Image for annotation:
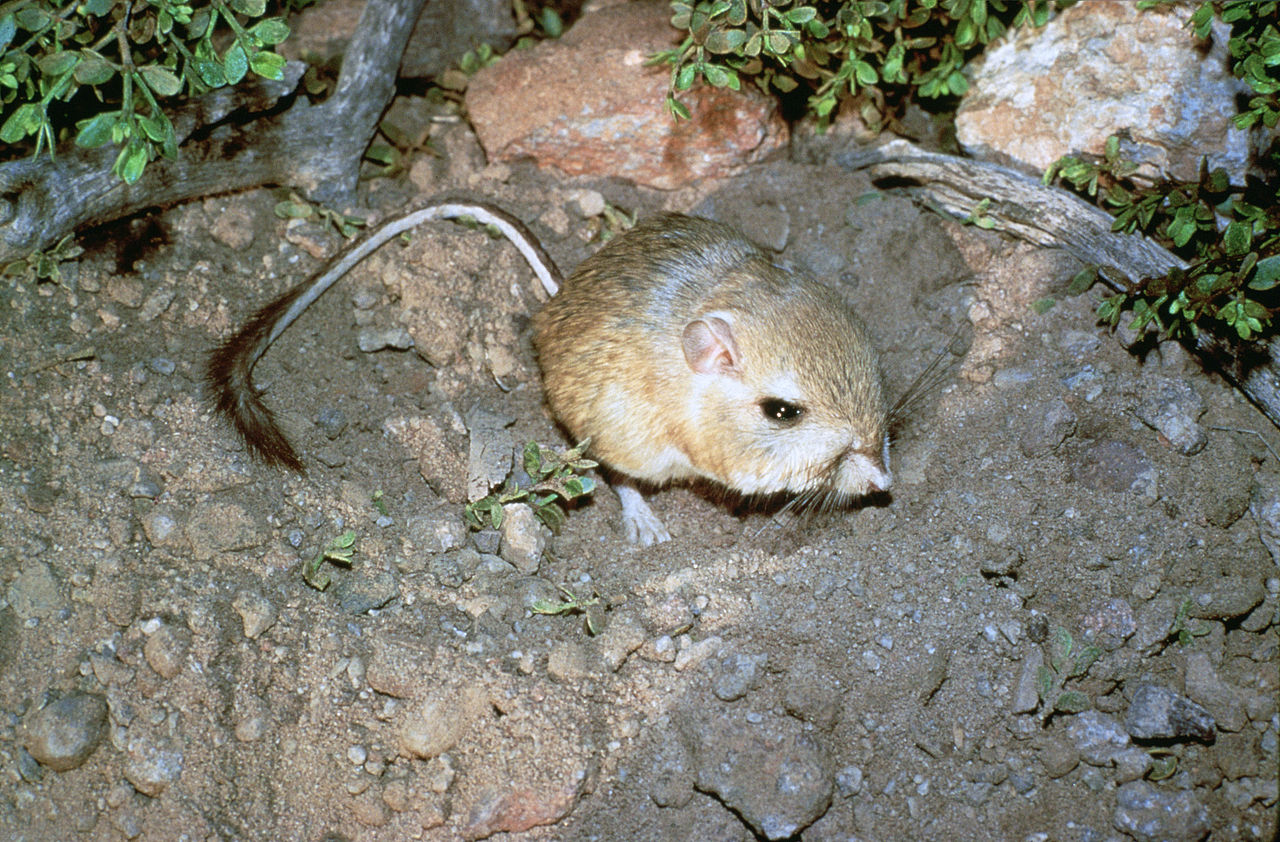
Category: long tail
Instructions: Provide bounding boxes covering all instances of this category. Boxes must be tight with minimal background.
[204,198,564,471]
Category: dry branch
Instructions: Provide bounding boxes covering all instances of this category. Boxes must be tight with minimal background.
[841,138,1280,430]
[0,0,428,265]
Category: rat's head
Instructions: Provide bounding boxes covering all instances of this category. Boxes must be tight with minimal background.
[677,273,891,506]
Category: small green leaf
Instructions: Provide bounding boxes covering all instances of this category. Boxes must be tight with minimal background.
[250,18,291,45]
[0,15,15,53]
[1053,690,1091,713]
[139,112,169,142]
[139,65,182,97]
[1031,297,1056,315]
[1066,266,1099,296]
[114,139,149,184]
[37,50,78,77]
[249,50,286,80]
[223,44,248,85]
[703,64,731,87]
[229,0,267,16]
[786,6,817,24]
[74,52,115,85]
[705,29,747,54]
[0,102,40,143]
[74,111,118,148]
[1048,626,1073,674]
[1248,255,1280,291]
[1223,220,1252,256]
[538,7,563,36]
[1036,665,1055,701]
[193,56,226,87]
[1149,754,1178,781]
[675,63,697,90]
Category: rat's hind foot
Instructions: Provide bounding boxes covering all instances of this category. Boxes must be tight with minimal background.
[616,485,671,546]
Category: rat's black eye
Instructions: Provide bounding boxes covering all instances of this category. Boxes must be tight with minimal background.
[760,398,804,424]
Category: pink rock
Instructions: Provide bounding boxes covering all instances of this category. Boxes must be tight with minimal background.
[462,783,582,839]
[465,1,787,189]
[956,3,1252,182]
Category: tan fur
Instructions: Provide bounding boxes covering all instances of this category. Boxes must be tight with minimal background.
[533,214,889,500]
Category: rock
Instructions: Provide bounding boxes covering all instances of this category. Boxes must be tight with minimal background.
[1250,477,1280,562]
[498,504,545,575]
[1184,651,1248,732]
[1185,576,1265,621]
[185,502,267,561]
[7,561,60,620]
[1113,746,1153,783]
[594,612,645,673]
[783,660,843,729]
[461,782,583,840]
[712,652,768,702]
[1130,595,1180,654]
[205,197,256,250]
[1134,378,1207,456]
[673,636,722,672]
[366,637,435,699]
[0,606,16,678]
[1078,597,1137,651]
[399,687,485,760]
[231,590,278,640]
[1019,397,1077,457]
[682,713,833,840]
[21,693,109,771]
[383,415,468,502]
[123,733,184,796]
[315,407,347,439]
[335,568,399,615]
[143,623,190,679]
[465,2,786,190]
[1011,648,1044,715]
[1069,439,1157,498]
[1064,710,1131,766]
[1124,684,1215,741]
[1113,780,1211,842]
[648,735,695,808]
[465,407,516,503]
[835,765,863,798]
[957,2,1251,184]
[1037,736,1079,778]
[141,507,180,546]
[356,325,414,352]
[404,511,469,556]
[546,642,591,682]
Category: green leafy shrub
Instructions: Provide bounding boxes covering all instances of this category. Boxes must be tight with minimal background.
[1047,2,1280,343]
[0,0,302,183]
[653,0,1075,125]
[1048,136,1280,343]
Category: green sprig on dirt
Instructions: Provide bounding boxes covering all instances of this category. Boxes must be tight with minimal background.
[1035,625,1101,720]
[2,233,83,282]
[465,440,597,535]
[302,528,356,591]
[653,0,1075,127]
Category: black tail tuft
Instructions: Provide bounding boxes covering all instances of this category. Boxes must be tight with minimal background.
[204,286,308,473]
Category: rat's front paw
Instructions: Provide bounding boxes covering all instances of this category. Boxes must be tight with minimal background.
[616,485,671,546]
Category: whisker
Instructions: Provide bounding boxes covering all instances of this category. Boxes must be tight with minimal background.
[889,325,970,436]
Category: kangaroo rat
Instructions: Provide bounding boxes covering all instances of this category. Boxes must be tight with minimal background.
[207,199,890,545]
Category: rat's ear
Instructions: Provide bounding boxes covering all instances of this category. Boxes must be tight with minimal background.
[682,316,741,375]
